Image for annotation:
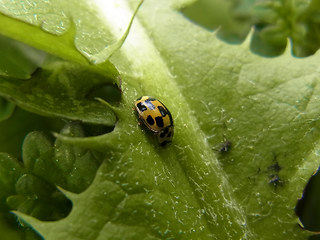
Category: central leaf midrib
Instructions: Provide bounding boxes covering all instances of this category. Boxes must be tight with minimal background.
[116,1,253,238]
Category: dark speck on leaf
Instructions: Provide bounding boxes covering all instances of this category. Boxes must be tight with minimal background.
[219,140,231,153]
[268,162,281,172]
[269,174,283,187]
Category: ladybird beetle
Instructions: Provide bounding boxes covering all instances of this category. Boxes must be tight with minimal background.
[135,96,174,145]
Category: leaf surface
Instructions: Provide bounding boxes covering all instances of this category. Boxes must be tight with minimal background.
[0,0,318,239]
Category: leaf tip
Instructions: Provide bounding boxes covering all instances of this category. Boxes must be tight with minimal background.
[212,25,221,37]
[241,27,254,48]
[95,97,121,116]
[57,186,78,201]
[12,210,45,231]
[283,38,292,56]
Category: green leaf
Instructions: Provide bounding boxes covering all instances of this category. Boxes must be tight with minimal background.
[0,107,65,157]
[181,0,251,43]
[0,0,124,74]
[0,153,24,199]
[0,57,117,125]
[182,0,320,57]
[0,212,41,240]
[0,97,15,122]
[0,123,104,234]
[0,150,72,222]
[1,0,320,239]
[23,123,104,193]
[0,34,45,79]
[7,174,71,221]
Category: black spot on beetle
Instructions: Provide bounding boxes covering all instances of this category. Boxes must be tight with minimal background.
[137,102,147,112]
[158,106,168,117]
[146,115,154,125]
[162,127,169,134]
[144,100,155,110]
[159,127,169,138]
[147,97,156,101]
[160,140,170,146]
[155,116,164,128]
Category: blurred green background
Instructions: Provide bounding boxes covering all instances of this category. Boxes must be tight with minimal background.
[182,0,320,57]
